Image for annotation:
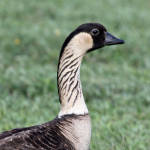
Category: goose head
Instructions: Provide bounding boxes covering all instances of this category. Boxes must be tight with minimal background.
[60,23,124,57]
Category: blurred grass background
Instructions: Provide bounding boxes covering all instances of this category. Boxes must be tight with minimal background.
[0,0,150,149]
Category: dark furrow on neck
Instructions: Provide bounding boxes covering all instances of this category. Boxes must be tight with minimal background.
[57,48,86,115]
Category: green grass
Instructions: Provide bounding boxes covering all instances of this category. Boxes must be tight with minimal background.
[0,0,150,149]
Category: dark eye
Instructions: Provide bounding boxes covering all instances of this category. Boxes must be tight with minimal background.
[91,28,100,36]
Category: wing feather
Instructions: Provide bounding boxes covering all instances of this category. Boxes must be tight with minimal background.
[0,116,75,150]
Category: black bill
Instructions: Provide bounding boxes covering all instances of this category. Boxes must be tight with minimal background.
[105,32,124,46]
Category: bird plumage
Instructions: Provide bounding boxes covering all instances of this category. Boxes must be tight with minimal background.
[0,23,124,150]
[0,114,90,150]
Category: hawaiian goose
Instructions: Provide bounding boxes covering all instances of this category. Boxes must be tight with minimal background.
[0,23,124,150]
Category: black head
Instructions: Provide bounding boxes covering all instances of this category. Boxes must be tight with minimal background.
[75,23,107,51]
[77,23,124,51]
[60,23,124,58]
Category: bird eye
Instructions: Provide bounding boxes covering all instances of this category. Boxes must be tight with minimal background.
[91,28,100,36]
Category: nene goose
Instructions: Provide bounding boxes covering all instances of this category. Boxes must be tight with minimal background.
[0,23,124,150]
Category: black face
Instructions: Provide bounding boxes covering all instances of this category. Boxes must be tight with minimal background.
[74,23,106,51]
[60,23,124,58]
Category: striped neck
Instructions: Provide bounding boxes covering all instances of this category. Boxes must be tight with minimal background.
[57,33,93,116]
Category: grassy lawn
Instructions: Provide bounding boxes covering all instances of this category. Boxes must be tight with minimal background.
[0,0,150,149]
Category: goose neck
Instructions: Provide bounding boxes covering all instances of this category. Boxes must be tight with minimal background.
[57,50,88,117]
